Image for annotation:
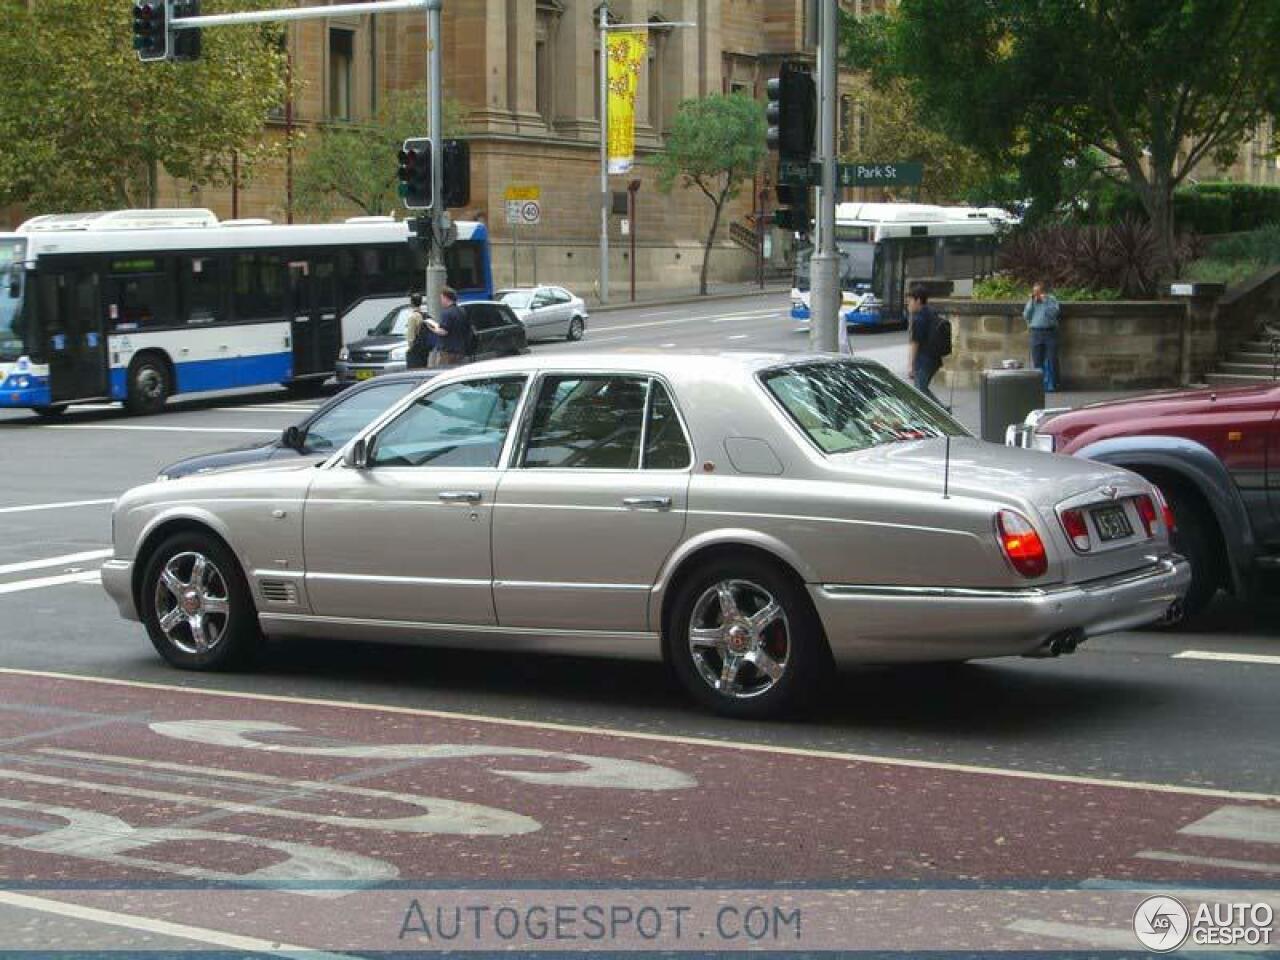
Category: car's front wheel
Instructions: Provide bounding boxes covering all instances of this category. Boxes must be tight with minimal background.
[141,532,260,670]
[665,555,830,719]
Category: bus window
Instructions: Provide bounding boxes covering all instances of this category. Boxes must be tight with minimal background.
[446,240,484,293]
[183,255,224,325]
[361,246,416,297]
[231,253,286,322]
[941,237,976,280]
[109,256,174,329]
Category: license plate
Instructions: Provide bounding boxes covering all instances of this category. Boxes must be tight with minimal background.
[354,369,375,381]
[1092,504,1133,542]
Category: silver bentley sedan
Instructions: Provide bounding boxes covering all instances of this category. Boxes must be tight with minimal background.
[103,352,1190,718]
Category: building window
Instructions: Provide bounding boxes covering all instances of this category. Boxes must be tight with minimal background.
[647,19,670,133]
[328,28,354,121]
[535,0,563,125]
[839,95,853,154]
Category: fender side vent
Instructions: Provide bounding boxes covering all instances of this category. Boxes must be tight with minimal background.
[258,579,298,604]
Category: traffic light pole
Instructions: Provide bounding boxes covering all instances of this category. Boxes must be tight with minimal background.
[809,0,840,354]
[424,0,447,323]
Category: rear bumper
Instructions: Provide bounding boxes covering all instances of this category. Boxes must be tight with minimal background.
[811,554,1190,663]
[101,559,139,622]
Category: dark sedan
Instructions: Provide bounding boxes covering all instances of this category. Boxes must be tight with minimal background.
[156,371,439,480]
[335,300,528,385]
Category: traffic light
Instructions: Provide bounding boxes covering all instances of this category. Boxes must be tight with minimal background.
[132,0,169,62]
[442,139,471,209]
[766,61,816,164]
[397,138,432,210]
[772,181,811,234]
[172,0,201,62]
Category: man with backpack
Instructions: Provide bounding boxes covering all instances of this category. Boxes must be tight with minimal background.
[906,284,950,404]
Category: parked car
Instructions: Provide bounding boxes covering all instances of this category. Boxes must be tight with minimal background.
[1008,382,1279,621]
[104,353,1188,719]
[335,300,527,384]
[157,371,440,480]
[495,286,588,341]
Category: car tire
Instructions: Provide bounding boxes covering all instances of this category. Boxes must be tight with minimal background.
[124,354,170,416]
[141,531,260,671]
[664,555,831,719]
[31,404,68,418]
[567,316,585,341]
[1159,484,1221,625]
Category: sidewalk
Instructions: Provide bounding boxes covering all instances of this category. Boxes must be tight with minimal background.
[588,281,789,313]
[942,386,1147,437]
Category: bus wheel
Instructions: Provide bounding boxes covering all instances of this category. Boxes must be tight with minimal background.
[31,404,67,418]
[125,355,170,416]
[284,378,328,398]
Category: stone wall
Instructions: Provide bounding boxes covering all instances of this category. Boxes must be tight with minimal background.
[935,299,1190,390]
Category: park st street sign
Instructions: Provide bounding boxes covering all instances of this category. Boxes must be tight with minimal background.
[779,160,924,187]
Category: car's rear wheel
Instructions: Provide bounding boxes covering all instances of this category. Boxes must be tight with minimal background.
[284,378,328,398]
[141,532,260,670]
[31,404,67,418]
[665,555,829,719]
[1159,484,1221,625]
[567,316,585,341]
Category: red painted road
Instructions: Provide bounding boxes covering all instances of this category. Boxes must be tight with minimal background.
[0,671,1276,952]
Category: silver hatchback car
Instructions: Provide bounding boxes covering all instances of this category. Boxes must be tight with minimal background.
[103,352,1188,718]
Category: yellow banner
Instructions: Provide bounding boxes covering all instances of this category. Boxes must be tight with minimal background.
[606,30,646,175]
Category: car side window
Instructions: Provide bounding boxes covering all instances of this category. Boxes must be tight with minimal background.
[553,288,572,304]
[370,376,526,469]
[644,381,692,470]
[522,375,648,470]
[466,305,499,332]
[304,381,418,452]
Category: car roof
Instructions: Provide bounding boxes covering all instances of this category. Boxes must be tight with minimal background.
[428,350,863,380]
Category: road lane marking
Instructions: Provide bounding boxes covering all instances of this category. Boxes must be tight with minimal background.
[1174,650,1280,666]
[45,424,280,435]
[215,405,318,414]
[0,890,352,959]
[0,549,111,576]
[1135,850,1280,874]
[593,308,780,334]
[3,668,1277,804]
[1003,919,1135,950]
[728,334,750,340]
[1180,805,1280,844]
[0,571,101,595]
[0,498,114,515]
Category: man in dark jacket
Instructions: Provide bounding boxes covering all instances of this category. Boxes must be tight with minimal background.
[427,286,472,367]
[906,284,943,402]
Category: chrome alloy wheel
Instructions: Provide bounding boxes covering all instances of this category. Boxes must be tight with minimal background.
[153,551,231,655]
[688,579,790,699]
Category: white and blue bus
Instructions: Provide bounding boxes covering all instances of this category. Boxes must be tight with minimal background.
[0,209,492,415]
[791,203,1008,330]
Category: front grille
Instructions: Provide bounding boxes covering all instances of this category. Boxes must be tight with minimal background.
[258,579,298,604]
[350,350,388,363]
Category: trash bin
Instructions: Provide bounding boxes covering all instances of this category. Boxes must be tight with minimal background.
[979,367,1045,443]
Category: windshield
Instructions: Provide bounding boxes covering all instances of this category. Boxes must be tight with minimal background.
[371,306,414,337]
[838,241,875,292]
[496,289,533,309]
[791,246,812,292]
[0,239,27,360]
[762,360,968,455]
[303,379,420,452]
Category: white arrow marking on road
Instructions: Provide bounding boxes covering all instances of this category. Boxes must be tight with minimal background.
[0,549,111,576]
[0,498,114,515]
[1173,650,1280,666]
[1135,850,1280,874]
[0,570,101,595]
[1180,805,1280,845]
[44,424,280,434]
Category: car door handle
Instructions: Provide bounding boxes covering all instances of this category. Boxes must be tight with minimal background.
[438,490,482,504]
[623,496,672,510]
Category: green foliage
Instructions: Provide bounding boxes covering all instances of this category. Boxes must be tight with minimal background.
[0,0,289,213]
[294,93,466,220]
[653,94,766,295]
[1086,182,1280,235]
[855,0,1280,283]
[1186,223,1280,285]
[973,275,1121,301]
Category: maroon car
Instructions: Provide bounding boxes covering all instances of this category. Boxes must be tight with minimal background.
[1009,383,1279,621]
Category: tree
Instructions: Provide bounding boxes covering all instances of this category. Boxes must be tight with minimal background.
[294,93,467,220]
[0,0,289,213]
[653,94,766,296]
[846,0,1280,284]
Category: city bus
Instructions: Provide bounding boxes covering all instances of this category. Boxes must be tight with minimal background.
[0,209,492,416]
[790,203,1008,330]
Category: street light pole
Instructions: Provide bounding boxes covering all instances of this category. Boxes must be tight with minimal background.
[808,0,840,353]
[424,0,446,320]
[598,3,610,305]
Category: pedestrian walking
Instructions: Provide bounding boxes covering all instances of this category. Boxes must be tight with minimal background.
[906,284,947,404]
[428,286,472,368]
[404,293,433,369]
[1024,280,1061,392]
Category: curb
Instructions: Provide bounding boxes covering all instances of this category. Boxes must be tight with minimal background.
[588,286,790,314]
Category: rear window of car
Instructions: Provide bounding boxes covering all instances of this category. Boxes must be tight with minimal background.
[761,361,967,455]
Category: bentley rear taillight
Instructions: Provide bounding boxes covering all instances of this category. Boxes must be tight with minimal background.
[1060,508,1091,552]
[996,510,1048,578]
[1135,494,1159,538]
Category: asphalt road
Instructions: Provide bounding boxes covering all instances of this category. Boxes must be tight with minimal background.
[0,292,1276,953]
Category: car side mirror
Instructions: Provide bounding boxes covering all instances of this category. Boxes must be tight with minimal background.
[367,327,375,335]
[282,425,306,451]
[343,436,370,469]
